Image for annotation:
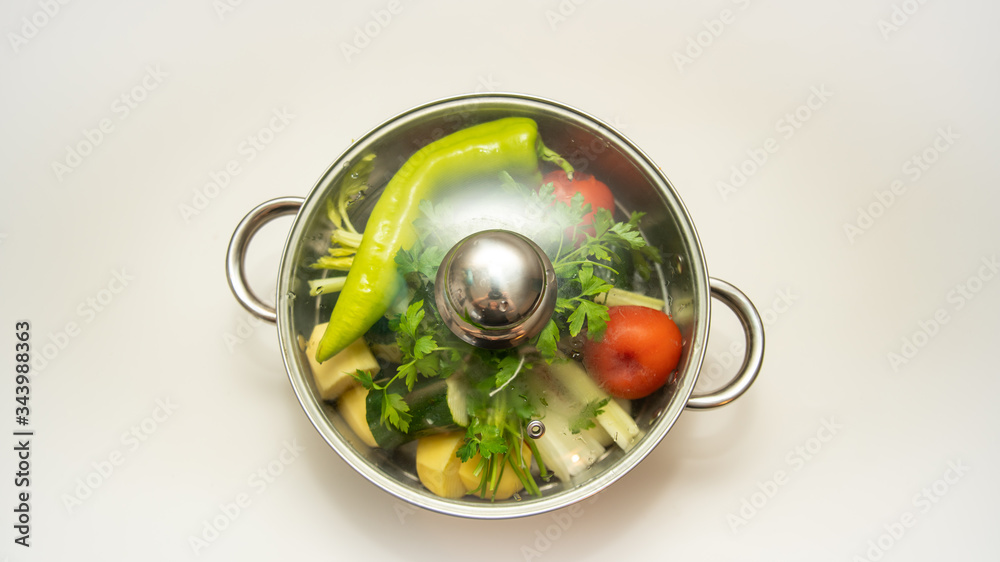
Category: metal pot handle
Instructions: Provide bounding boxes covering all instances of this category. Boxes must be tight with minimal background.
[686,278,765,409]
[225,197,304,323]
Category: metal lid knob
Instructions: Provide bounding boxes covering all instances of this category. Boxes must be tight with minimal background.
[435,230,557,349]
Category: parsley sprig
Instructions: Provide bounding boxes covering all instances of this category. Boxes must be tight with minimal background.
[525,183,659,362]
[352,299,460,434]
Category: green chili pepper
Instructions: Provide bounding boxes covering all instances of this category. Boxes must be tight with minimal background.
[315,117,573,363]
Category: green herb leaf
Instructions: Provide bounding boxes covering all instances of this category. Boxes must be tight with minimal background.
[394,247,420,276]
[477,425,508,458]
[456,432,479,462]
[589,245,612,262]
[610,221,647,250]
[397,362,418,391]
[534,319,560,361]
[396,241,447,280]
[554,297,574,313]
[567,305,587,337]
[415,354,442,379]
[382,392,411,433]
[498,171,527,194]
[351,369,375,391]
[569,398,610,434]
[412,335,436,359]
[591,207,613,239]
[414,199,446,232]
[400,300,425,338]
[584,300,611,337]
[494,355,523,389]
[578,264,613,297]
[567,299,609,338]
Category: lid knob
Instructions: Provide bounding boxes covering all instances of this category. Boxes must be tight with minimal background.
[435,230,557,349]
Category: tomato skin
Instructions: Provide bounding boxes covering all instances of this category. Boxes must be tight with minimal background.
[583,306,682,400]
[543,170,615,234]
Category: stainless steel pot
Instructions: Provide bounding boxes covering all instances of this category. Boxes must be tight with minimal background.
[225,93,764,519]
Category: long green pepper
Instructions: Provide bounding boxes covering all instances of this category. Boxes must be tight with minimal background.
[315,117,573,362]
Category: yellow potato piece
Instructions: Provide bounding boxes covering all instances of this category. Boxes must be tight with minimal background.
[305,323,379,401]
[337,384,377,448]
[416,432,468,499]
[459,442,532,500]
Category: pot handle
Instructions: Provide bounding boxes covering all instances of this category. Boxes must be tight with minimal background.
[225,197,304,323]
[685,278,765,409]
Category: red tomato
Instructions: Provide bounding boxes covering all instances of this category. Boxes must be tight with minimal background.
[583,306,682,400]
[543,170,615,236]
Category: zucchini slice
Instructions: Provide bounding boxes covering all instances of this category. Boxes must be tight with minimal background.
[365,375,467,449]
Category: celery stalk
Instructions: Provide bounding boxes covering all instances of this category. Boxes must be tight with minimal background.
[525,368,607,482]
[308,276,347,296]
[547,360,642,452]
[531,408,605,482]
[332,229,363,249]
[595,288,665,311]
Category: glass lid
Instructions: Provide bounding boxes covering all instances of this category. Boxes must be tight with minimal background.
[277,94,709,517]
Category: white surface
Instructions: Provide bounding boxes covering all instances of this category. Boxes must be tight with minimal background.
[2,0,999,560]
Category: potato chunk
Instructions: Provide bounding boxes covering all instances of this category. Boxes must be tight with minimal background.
[416,432,468,499]
[305,323,379,401]
[337,384,377,448]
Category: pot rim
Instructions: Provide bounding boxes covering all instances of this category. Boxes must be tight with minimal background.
[274,92,715,518]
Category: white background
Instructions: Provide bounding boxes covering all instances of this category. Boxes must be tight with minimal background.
[2,0,999,560]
